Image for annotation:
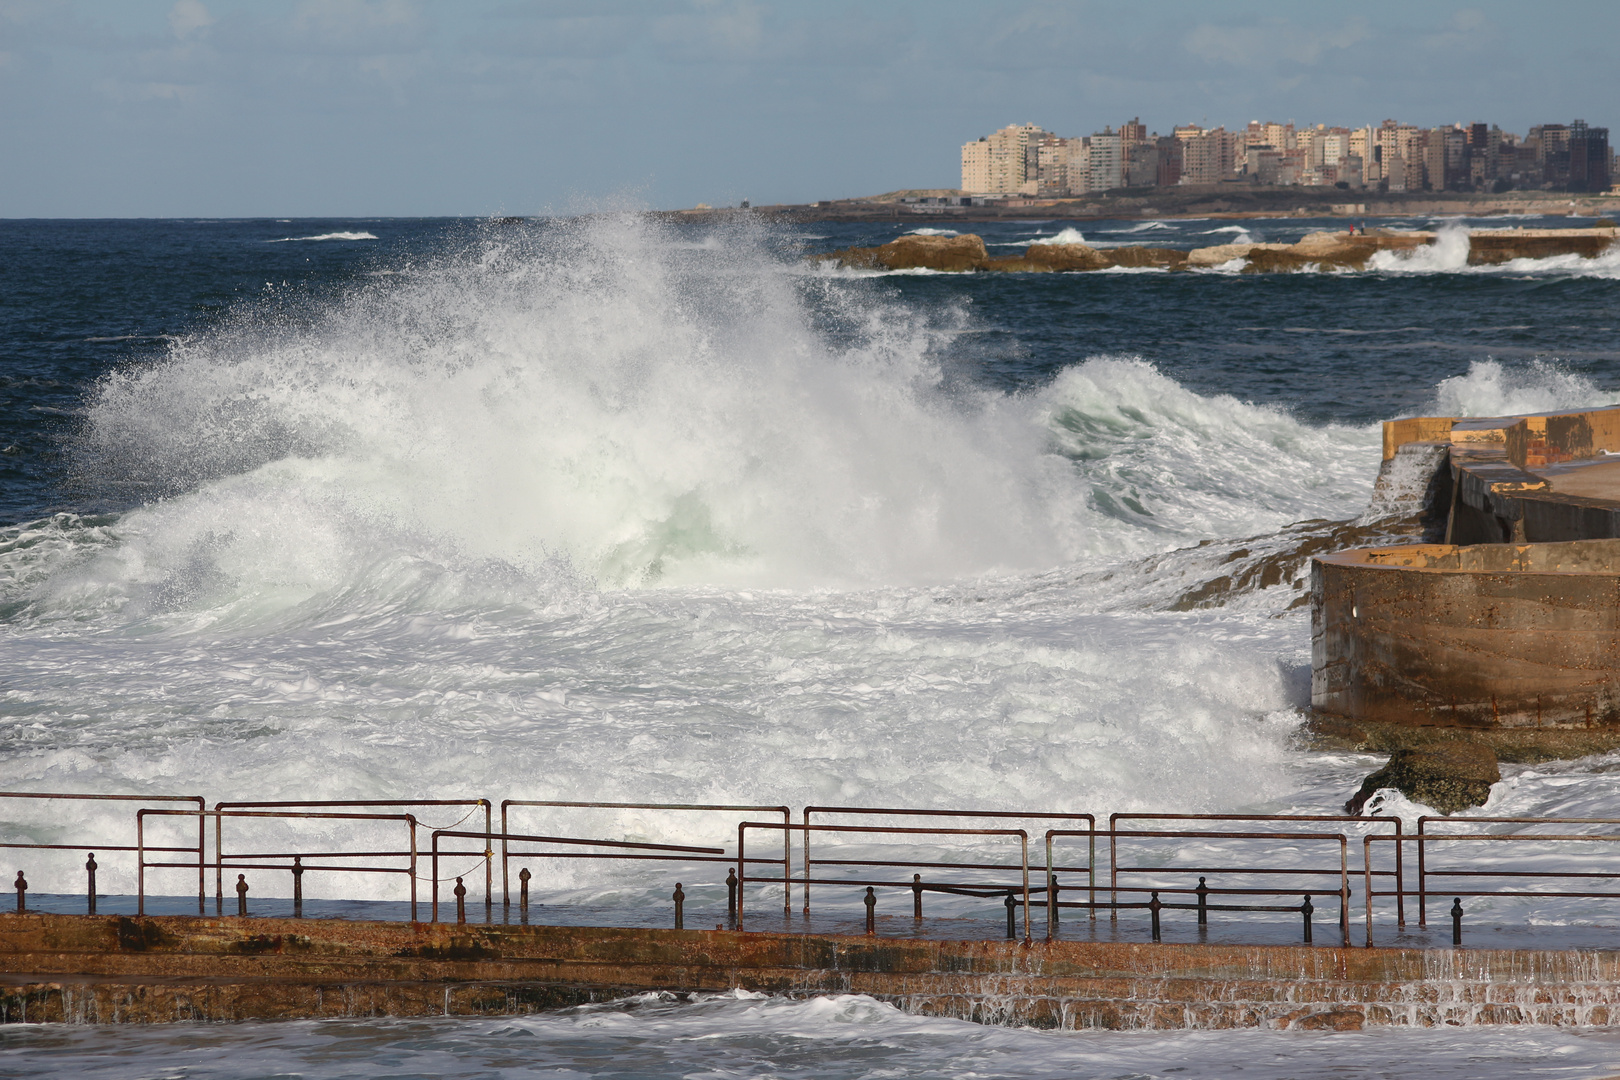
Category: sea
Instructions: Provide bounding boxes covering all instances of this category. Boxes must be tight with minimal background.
[3,213,1620,1077]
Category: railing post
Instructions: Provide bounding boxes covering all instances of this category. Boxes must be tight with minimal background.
[1417,823,1428,927]
[1004,892,1016,940]
[483,801,493,912]
[13,871,25,914]
[137,811,146,917]
[913,874,923,920]
[1149,891,1162,942]
[86,853,97,916]
[735,825,746,931]
[1451,896,1464,946]
[454,877,467,925]
[519,867,531,918]
[291,855,304,918]
[726,868,737,926]
[1302,894,1314,944]
[1364,836,1376,948]
[1196,876,1208,926]
[235,873,249,917]
[864,886,876,934]
[1049,875,1059,939]
[1045,833,1055,935]
[673,883,684,930]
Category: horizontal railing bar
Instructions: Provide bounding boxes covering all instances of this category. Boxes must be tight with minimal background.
[1114,869,1345,878]
[505,801,790,813]
[433,829,723,855]
[807,806,1092,820]
[0,792,203,803]
[0,843,186,853]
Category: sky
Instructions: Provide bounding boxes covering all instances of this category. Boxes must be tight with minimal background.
[1,0,1616,217]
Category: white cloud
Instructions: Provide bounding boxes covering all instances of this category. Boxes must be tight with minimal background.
[168,0,213,41]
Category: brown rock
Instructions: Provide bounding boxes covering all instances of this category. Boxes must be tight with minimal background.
[1345,743,1501,815]
[1022,243,1109,272]
[1103,246,1189,269]
[812,232,989,273]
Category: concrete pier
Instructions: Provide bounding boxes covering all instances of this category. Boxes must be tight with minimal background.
[4,913,1620,1029]
[1313,405,1620,740]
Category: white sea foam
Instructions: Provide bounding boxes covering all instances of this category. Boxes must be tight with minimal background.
[1114,220,1174,233]
[1431,359,1614,417]
[1028,227,1088,245]
[903,227,958,236]
[268,231,379,242]
[2,219,1611,917]
[5,991,1620,1078]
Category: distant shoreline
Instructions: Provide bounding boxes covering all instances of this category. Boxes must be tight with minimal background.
[664,186,1618,225]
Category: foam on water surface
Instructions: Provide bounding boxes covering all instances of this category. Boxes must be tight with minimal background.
[0,216,1616,912]
[4,992,1620,1079]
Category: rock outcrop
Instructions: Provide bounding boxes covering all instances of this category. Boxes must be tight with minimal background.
[813,227,1617,275]
[1345,743,1501,815]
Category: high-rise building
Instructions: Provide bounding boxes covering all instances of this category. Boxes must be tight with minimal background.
[960,123,1049,194]
[1569,120,1611,192]
[1088,128,1124,192]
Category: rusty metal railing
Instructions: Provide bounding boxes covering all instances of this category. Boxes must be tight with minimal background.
[137,808,420,919]
[429,828,728,923]
[738,821,1032,939]
[0,792,207,913]
[499,801,790,910]
[1051,826,1353,945]
[802,807,1093,918]
[214,799,491,914]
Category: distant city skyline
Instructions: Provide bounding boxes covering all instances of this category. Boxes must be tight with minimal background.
[1,1,1617,216]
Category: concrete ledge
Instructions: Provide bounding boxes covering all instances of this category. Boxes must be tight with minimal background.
[2,914,1619,1029]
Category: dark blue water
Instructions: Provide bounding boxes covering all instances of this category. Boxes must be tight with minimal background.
[2,214,1617,525]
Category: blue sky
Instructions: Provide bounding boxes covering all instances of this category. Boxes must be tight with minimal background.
[1,0,1615,216]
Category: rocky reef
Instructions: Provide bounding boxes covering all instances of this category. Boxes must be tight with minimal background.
[812,226,1618,275]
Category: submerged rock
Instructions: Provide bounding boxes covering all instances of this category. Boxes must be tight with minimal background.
[1345,743,1501,815]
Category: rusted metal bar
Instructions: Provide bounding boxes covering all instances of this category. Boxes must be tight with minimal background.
[140,809,418,920]
[454,877,467,924]
[673,883,684,930]
[291,856,303,918]
[0,792,206,914]
[1113,812,1403,927]
[217,799,489,913]
[235,873,248,916]
[864,886,875,933]
[739,822,1030,940]
[804,807,1091,917]
[1452,896,1464,945]
[429,829,723,923]
[503,801,789,910]
[86,853,97,915]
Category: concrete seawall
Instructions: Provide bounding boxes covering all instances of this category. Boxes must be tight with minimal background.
[4,913,1620,1029]
[1313,405,1620,740]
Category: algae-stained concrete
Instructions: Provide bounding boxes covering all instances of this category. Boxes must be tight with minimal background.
[3,913,1620,1029]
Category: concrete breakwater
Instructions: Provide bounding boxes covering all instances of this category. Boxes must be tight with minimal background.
[1312,405,1620,747]
[4,913,1620,1030]
[814,227,1618,274]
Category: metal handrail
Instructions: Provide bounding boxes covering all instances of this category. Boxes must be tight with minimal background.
[500,801,790,910]
[1110,812,1405,926]
[1054,827,1352,946]
[429,828,727,923]
[136,809,419,919]
[1414,816,1620,927]
[803,806,1093,917]
[215,799,491,915]
[0,792,207,912]
[738,821,1032,940]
